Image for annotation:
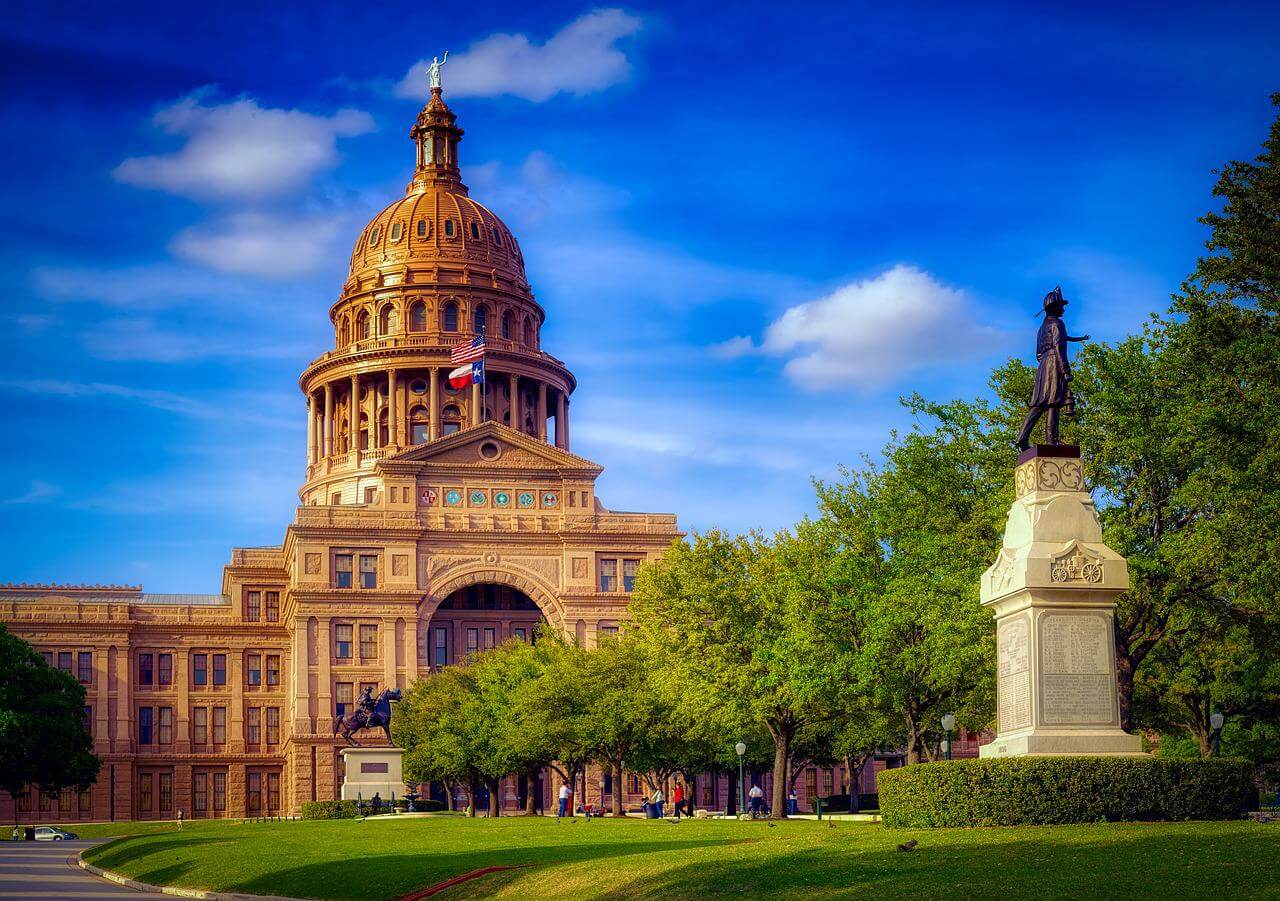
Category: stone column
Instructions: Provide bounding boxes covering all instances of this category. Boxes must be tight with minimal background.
[508,372,518,429]
[316,618,333,729]
[94,646,111,755]
[175,649,190,754]
[293,617,311,734]
[114,647,132,754]
[306,396,315,464]
[371,382,381,450]
[382,618,397,689]
[388,369,398,448]
[537,382,548,441]
[323,383,334,457]
[979,446,1142,758]
[563,397,570,449]
[555,391,567,449]
[348,375,359,455]
[429,368,440,441]
[229,652,245,754]
[405,614,419,688]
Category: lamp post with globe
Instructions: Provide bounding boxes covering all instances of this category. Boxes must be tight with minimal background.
[735,741,747,813]
[1210,712,1225,757]
[942,712,956,761]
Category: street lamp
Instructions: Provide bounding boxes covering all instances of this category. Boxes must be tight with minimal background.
[941,713,956,761]
[1210,712,1224,757]
[735,741,747,813]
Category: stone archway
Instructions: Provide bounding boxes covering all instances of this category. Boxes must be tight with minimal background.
[422,564,567,631]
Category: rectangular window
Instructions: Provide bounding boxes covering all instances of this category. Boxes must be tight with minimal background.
[79,791,92,814]
[482,628,496,650]
[335,682,353,717]
[212,706,227,745]
[806,768,817,801]
[265,591,280,622]
[247,772,262,813]
[138,706,153,745]
[83,705,92,734]
[245,590,261,621]
[193,654,207,687]
[412,423,430,444]
[359,555,378,589]
[58,651,72,673]
[194,773,208,812]
[17,790,31,812]
[513,627,527,643]
[600,558,617,592]
[139,653,153,686]
[335,624,353,659]
[246,707,261,745]
[213,773,226,812]
[138,774,152,812]
[335,554,353,588]
[433,627,448,667]
[364,486,377,505]
[599,624,619,639]
[247,654,261,687]
[158,653,172,686]
[60,791,71,813]
[213,654,226,686]
[193,707,208,745]
[77,651,92,683]
[266,654,280,686]
[266,707,280,745]
[359,624,378,660]
[158,707,173,745]
[267,772,280,812]
[41,650,53,666]
[622,558,639,592]
[159,773,172,812]
[466,628,479,655]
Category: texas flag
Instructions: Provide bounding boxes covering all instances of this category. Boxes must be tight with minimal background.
[448,360,484,389]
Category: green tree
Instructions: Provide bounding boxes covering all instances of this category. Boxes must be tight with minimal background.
[0,625,100,823]
[395,664,491,815]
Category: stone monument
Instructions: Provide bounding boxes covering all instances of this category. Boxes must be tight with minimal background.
[340,747,409,801]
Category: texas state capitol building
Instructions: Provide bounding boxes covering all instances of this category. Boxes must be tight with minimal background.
[0,85,681,821]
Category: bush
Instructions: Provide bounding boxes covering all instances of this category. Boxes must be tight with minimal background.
[878,756,1256,827]
[411,799,445,812]
[817,793,878,812]
[301,800,360,820]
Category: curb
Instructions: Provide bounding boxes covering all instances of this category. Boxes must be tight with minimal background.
[76,851,303,901]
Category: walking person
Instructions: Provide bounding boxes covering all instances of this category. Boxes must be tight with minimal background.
[176,807,184,830]
[748,783,764,818]
[557,781,570,818]
[651,786,665,819]
[672,783,685,821]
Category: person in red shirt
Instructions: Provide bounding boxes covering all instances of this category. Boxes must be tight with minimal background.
[672,783,686,821]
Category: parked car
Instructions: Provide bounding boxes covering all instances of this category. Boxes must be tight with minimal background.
[33,826,78,841]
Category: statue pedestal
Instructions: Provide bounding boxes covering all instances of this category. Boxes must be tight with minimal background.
[979,446,1142,758]
[340,747,408,801]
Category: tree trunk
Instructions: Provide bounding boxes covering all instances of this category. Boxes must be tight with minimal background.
[1116,649,1136,733]
[525,769,538,816]
[466,780,477,817]
[726,768,737,816]
[843,756,862,813]
[487,778,501,817]
[769,727,792,818]
[612,763,623,816]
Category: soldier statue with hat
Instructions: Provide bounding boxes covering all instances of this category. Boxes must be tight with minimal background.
[1014,286,1090,451]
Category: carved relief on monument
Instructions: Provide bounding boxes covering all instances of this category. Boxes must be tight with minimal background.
[989,548,1017,596]
[304,553,322,575]
[1014,456,1085,499]
[1038,612,1116,725]
[997,615,1032,732]
[392,555,410,576]
[1050,544,1103,584]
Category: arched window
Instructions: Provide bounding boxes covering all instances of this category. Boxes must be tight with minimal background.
[442,301,458,332]
[339,316,350,346]
[356,310,371,340]
[523,317,533,346]
[358,413,370,451]
[501,310,512,339]
[367,227,380,246]
[379,304,398,335]
[416,219,427,237]
[444,219,455,238]
[492,229,502,248]
[390,222,403,242]
[473,305,488,335]
[469,221,480,240]
[409,404,429,445]
[378,408,390,446]
[442,404,462,436]
[409,300,427,332]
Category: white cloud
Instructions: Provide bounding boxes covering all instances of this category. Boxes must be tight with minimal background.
[32,263,265,309]
[170,211,346,279]
[79,318,308,364]
[2,480,59,505]
[757,265,1002,390]
[1,379,216,416]
[114,90,373,201]
[395,9,643,102]
[710,335,755,360]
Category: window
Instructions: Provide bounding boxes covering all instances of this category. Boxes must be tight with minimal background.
[416,218,427,237]
[247,707,261,745]
[410,405,430,444]
[433,627,448,667]
[246,591,261,621]
[73,650,91,683]
[492,228,502,247]
[599,624,619,640]
[158,707,173,744]
[622,559,639,592]
[473,304,487,334]
[194,773,208,812]
[331,492,342,505]
[17,791,30,812]
[380,304,398,335]
[501,310,512,339]
[466,628,479,656]
[213,773,226,812]
[60,791,72,814]
[335,554,353,588]
[138,774,152,812]
[410,301,426,332]
[523,318,533,346]
[442,300,458,332]
[335,682,353,717]
[248,772,262,813]
[139,653,153,686]
[266,707,280,745]
[335,624,353,659]
[193,654,207,687]
[359,624,378,660]
[79,791,91,814]
[83,705,92,734]
[364,486,377,505]
[247,654,261,687]
[213,654,227,687]
[266,655,280,687]
[267,772,280,812]
[193,707,208,745]
[212,707,226,745]
[600,559,618,592]
[359,554,378,589]
[444,219,455,237]
[823,769,833,795]
[41,651,52,666]
[158,653,172,686]
[469,221,480,240]
[482,628,496,650]
[58,651,72,673]
[390,222,403,242]
[138,707,153,745]
[513,627,527,643]
[265,591,279,622]
[159,773,172,812]
[442,404,461,436]
[357,311,370,340]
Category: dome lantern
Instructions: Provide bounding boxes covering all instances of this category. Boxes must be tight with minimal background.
[407,87,465,196]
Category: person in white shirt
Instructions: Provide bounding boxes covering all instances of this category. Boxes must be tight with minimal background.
[651,787,665,818]
[748,783,764,817]
[557,782,571,818]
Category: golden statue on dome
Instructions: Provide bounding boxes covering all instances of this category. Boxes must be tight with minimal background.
[427,51,448,90]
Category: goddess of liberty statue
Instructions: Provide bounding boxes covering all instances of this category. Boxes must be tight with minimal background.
[427,51,448,90]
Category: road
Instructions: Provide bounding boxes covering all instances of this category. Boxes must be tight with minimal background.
[0,839,168,899]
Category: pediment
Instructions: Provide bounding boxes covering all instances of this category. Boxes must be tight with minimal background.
[380,422,603,475]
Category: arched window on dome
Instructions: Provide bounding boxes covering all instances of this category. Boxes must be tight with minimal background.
[470,221,480,240]
[442,301,458,333]
[416,219,427,238]
[379,304,398,336]
[339,316,350,347]
[356,310,371,341]
[473,305,488,335]
[409,300,427,332]
[368,227,380,247]
[358,413,370,451]
[442,404,462,436]
[522,317,533,347]
[409,404,429,445]
[444,219,455,238]
[378,407,390,447]
[501,310,512,340]
[492,229,502,248]
[390,222,403,243]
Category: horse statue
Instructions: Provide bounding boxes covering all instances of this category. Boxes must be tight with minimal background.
[333,687,402,746]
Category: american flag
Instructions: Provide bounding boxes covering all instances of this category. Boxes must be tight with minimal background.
[450,334,485,364]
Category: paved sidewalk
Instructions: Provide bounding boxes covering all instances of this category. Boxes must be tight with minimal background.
[0,839,167,899]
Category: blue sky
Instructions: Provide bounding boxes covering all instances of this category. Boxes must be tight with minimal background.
[2,1,1278,591]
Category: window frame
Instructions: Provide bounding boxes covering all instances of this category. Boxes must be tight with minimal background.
[335,624,354,660]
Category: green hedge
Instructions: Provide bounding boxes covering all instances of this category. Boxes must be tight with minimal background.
[878,757,1256,827]
[301,800,360,819]
[412,799,445,812]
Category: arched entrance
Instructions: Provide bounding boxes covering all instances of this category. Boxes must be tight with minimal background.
[420,583,546,671]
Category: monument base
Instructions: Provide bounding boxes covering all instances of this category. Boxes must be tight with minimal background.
[340,747,407,801]
[980,728,1143,758]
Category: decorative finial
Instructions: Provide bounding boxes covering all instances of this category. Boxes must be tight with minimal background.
[427,51,449,91]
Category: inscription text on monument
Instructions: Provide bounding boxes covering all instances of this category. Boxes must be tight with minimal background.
[997,616,1032,731]
[1039,613,1115,725]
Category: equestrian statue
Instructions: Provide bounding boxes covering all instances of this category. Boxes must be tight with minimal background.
[333,685,402,746]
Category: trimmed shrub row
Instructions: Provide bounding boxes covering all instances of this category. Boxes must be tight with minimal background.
[301,800,360,819]
[878,756,1256,827]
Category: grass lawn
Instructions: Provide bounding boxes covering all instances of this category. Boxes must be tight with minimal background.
[80,815,1280,900]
